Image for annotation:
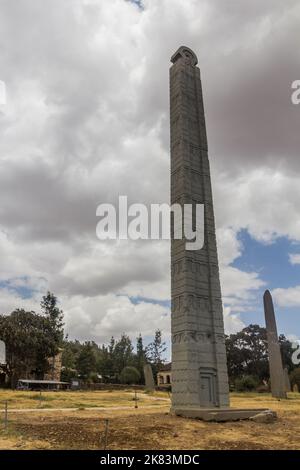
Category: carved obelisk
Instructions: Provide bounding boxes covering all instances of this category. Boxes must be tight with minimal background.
[170,46,229,413]
[263,290,287,399]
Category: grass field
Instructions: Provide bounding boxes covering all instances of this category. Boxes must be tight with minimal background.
[0,390,299,450]
[0,388,167,410]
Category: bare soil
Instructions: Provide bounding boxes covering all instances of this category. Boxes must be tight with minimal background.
[0,392,299,450]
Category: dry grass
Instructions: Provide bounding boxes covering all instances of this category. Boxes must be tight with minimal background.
[0,388,166,410]
[0,390,299,450]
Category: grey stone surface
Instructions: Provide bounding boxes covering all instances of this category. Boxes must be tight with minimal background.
[143,364,155,391]
[250,410,277,424]
[174,407,273,422]
[170,46,229,412]
[263,290,287,399]
[284,367,291,393]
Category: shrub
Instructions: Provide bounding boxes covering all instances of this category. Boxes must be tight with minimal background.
[157,385,171,392]
[234,375,259,392]
[89,372,100,383]
[256,384,270,393]
[61,368,77,383]
[290,368,300,391]
[119,366,141,385]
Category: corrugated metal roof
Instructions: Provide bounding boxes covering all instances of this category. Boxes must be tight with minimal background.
[18,379,69,385]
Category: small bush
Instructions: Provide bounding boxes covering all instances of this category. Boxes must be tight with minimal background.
[234,375,259,392]
[256,384,269,393]
[119,366,141,385]
[156,385,171,392]
[290,368,300,391]
[89,372,100,383]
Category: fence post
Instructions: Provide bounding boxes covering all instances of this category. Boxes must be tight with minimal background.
[134,390,138,409]
[4,401,8,431]
[103,419,109,450]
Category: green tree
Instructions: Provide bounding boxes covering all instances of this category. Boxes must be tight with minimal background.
[113,334,134,375]
[234,375,259,392]
[41,292,64,346]
[290,368,300,391]
[226,324,269,382]
[61,339,82,381]
[97,344,114,379]
[0,310,58,387]
[75,342,97,380]
[279,334,296,372]
[62,339,80,370]
[61,340,105,383]
[135,334,147,383]
[146,330,167,376]
[226,324,295,384]
[119,366,141,384]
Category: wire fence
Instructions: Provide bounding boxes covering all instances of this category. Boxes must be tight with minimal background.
[1,400,8,431]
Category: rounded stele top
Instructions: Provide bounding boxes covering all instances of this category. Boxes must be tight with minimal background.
[171,46,198,66]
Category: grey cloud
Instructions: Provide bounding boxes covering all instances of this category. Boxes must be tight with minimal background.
[0,0,298,339]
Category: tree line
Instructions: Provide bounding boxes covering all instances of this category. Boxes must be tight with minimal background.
[0,292,167,387]
[0,292,64,387]
[0,292,299,389]
[226,324,298,390]
[61,330,167,384]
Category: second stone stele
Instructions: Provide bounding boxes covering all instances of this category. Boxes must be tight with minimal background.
[144,364,155,392]
[264,290,287,399]
[169,46,275,421]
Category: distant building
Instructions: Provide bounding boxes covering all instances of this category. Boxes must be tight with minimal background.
[157,363,172,387]
[17,379,69,391]
[0,349,63,386]
[44,349,63,382]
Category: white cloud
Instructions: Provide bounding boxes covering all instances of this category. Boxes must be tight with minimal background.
[289,253,300,265]
[223,306,245,335]
[0,287,170,344]
[286,334,300,343]
[272,286,300,307]
[221,266,266,310]
[0,287,41,316]
[214,169,300,244]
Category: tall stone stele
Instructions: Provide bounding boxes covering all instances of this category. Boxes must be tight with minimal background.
[263,290,287,399]
[143,364,155,392]
[170,46,230,413]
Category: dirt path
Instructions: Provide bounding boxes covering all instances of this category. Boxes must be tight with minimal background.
[0,394,170,413]
[1,403,167,413]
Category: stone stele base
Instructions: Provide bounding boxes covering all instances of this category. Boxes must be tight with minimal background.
[172,408,274,422]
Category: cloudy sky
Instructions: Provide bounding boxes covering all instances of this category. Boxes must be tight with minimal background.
[0,0,299,354]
